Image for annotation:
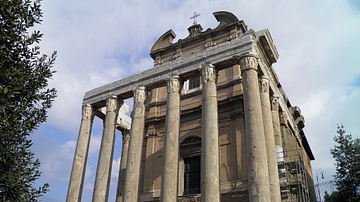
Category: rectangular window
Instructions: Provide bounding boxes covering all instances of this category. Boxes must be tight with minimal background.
[184,156,201,195]
[188,76,201,90]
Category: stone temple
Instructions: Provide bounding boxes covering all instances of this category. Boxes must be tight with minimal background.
[67,11,316,202]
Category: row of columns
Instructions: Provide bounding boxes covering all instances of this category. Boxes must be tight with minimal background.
[66,54,284,202]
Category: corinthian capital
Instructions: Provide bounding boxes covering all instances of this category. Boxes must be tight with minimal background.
[280,111,288,127]
[201,64,216,83]
[239,55,258,71]
[82,104,94,120]
[167,76,180,93]
[134,86,146,103]
[259,76,270,93]
[106,95,119,112]
[271,95,279,111]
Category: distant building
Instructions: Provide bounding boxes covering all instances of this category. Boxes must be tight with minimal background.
[67,11,316,202]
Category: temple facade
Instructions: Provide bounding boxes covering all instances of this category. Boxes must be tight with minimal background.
[67,11,316,202]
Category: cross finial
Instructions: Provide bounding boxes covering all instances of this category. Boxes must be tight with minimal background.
[190,12,201,25]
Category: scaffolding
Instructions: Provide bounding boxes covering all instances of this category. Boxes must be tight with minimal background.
[278,148,311,202]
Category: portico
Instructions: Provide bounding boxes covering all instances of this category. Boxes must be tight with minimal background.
[67,11,315,202]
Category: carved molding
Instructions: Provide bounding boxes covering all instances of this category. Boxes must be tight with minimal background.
[271,95,279,111]
[259,76,269,93]
[239,55,258,72]
[167,76,180,93]
[201,64,216,83]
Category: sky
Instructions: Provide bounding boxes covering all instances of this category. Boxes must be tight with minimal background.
[29,0,360,201]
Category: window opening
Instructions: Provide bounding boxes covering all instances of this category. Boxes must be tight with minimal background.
[184,156,201,195]
[188,76,201,90]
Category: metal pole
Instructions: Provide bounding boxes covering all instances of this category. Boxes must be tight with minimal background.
[316,168,324,202]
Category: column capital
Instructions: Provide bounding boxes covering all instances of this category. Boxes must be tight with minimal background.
[81,104,94,120]
[134,86,146,103]
[200,64,217,83]
[239,54,258,71]
[271,95,280,111]
[259,76,270,93]
[106,95,119,112]
[167,76,180,93]
[122,129,130,140]
[280,111,288,127]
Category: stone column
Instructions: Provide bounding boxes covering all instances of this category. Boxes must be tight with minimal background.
[123,87,146,202]
[67,104,94,202]
[92,96,119,202]
[259,77,281,202]
[200,64,220,202]
[116,130,130,202]
[239,55,271,202]
[280,111,289,150]
[160,76,181,202]
[271,95,282,147]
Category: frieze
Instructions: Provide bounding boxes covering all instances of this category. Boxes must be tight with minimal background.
[83,30,271,105]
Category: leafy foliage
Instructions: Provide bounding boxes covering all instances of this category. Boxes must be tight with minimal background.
[0,0,56,201]
[325,125,360,202]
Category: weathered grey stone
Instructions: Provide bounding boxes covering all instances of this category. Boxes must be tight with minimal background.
[123,87,146,202]
[82,30,277,105]
[160,76,181,202]
[67,104,94,202]
[116,130,130,202]
[240,55,271,202]
[92,96,119,202]
[259,77,281,202]
[271,95,282,147]
[200,64,220,202]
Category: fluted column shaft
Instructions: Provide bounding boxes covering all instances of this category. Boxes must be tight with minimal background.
[116,130,130,202]
[200,64,220,202]
[67,104,94,202]
[93,96,119,202]
[123,87,146,202]
[259,77,281,202]
[239,55,271,202]
[160,76,181,202]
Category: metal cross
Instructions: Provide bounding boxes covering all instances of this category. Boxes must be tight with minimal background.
[190,12,201,25]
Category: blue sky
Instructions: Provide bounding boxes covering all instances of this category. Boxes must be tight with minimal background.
[31,0,360,201]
